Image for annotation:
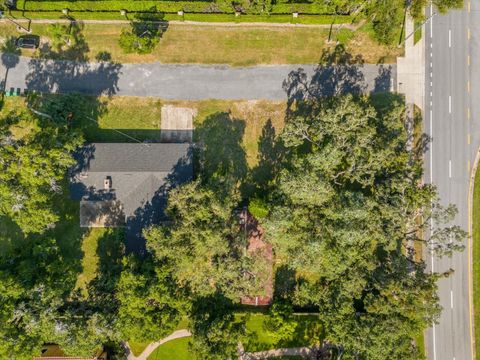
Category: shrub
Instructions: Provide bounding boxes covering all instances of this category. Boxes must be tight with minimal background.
[119,11,165,54]
[263,301,298,344]
[248,197,269,219]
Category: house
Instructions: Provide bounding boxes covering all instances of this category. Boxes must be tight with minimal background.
[70,143,192,252]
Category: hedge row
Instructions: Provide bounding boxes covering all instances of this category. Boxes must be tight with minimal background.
[17,0,234,13]
[8,9,352,23]
[15,0,346,14]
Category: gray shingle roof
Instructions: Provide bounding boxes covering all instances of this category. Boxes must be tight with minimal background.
[70,143,193,251]
[75,143,192,173]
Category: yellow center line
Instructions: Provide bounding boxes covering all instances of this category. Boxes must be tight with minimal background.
[468,108,471,120]
[469,160,471,172]
[468,134,471,145]
[469,1,471,12]
[468,55,471,66]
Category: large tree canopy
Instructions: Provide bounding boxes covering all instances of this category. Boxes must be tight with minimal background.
[0,101,83,234]
[145,180,268,301]
[262,93,463,358]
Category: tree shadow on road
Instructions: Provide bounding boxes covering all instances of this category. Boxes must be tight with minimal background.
[25,58,122,96]
[282,44,366,116]
[0,36,21,109]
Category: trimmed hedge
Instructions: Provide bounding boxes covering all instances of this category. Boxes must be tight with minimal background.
[15,0,347,15]
[8,9,351,24]
[17,0,235,13]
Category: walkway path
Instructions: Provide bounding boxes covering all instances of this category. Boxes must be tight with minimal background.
[124,331,318,360]
[240,345,317,359]
[123,329,191,360]
[0,55,396,100]
[2,18,356,29]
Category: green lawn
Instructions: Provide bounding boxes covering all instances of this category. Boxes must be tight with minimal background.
[473,162,480,358]
[129,317,190,356]
[0,22,402,65]
[242,313,322,352]
[129,341,151,357]
[414,20,422,45]
[414,331,425,360]
[145,314,322,360]
[147,337,191,360]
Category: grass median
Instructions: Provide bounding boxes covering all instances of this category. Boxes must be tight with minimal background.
[0,22,401,65]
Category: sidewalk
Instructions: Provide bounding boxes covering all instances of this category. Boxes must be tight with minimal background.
[1,18,356,29]
[123,329,192,360]
[396,15,425,111]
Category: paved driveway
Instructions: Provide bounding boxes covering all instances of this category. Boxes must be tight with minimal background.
[1,55,396,100]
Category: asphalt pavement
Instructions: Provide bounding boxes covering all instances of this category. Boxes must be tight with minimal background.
[424,1,480,359]
[0,56,395,100]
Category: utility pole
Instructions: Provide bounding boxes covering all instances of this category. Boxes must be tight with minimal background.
[0,10,31,33]
[398,10,436,48]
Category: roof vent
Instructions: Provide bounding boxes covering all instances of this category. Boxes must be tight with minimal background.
[104,176,112,190]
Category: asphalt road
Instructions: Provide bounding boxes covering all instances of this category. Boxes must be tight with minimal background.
[425,1,480,359]
[0,55,395,100]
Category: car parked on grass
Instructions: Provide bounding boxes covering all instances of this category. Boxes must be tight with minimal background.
[15,35,40,49]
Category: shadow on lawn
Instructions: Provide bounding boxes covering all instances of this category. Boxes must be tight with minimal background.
[194,111,248,187]
[87,228,125,313]
[250,119,285,196]
[39,19,90,62]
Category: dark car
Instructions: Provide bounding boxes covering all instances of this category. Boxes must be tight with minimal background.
[15,35,40,49]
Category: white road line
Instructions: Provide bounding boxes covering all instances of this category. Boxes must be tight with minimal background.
[451,290,454,309]
[429,6,437,357]
[449,29,452,47]
[449,160,452,178]
[449,95,452,113]
[430,109,433,184]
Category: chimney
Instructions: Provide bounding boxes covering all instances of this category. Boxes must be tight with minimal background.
[104,176,112,190]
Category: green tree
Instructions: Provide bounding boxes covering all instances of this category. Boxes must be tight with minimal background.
[263,301,298,344]
[145,180,266,300]
[119,10,165,54]
[0,237,79,359]
[0,101,83,234]
[262,92,462,358]
[115,256,186,343]
[188,293,245,360]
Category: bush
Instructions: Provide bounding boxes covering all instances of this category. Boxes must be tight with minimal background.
[263,301,298,344]
[119,10,165,54]
[248,197,269,219]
